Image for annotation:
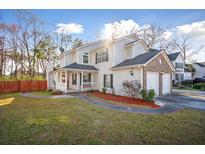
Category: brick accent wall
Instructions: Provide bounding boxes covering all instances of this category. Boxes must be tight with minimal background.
[143,52,173,96]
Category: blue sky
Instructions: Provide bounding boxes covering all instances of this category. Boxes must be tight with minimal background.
[1,9,205,41]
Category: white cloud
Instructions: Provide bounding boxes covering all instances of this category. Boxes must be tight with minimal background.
[102,19,140,39]
[175,20,205,42]
[56,23,84,34]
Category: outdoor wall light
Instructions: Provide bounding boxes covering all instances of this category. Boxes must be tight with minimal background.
[130,70,134,76]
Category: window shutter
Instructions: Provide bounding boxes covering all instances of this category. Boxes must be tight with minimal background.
[88,73,91,82]
[106,49,108,61]
[110,74,113,88]
[96,52,98,64]
[103,74,106,87]
[80,73,82,85]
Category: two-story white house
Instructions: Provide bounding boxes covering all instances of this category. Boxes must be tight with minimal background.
[193,62,205,79]
[168,52,185,83]
[168,52,193,83]
[47,34,175,97]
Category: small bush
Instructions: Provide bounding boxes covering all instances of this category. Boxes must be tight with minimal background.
[147,89,155,101]
[140,90,147,100]
[102,87,107,93]
[193,83,203,89]
[181,80,193,85]
[140,89,155,102]
[122,80,141,98]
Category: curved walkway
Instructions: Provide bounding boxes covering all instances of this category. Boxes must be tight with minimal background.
[21,92,182,114]
[72,93,183,114]
[21,92,73,99]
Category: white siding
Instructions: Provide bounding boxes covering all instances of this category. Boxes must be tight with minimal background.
[193,64,205,78]
[112,37,136,66]
[113,67,142,96]
[132,41,147,57]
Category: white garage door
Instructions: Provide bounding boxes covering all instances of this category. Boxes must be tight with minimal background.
[147,72,159,96]
[162,73,171,94]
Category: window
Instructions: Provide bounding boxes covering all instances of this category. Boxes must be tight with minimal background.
[175,73,179,81]
[83,73,91,82]
[126,46,133,59]
[72,73,77,85]
[104,74,113,88]
[61,71,65,83]
[83,52,88,64]
[96,49,108,64]
[175,63,184,69]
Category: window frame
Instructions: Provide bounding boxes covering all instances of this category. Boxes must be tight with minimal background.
[104,74,113,88]
[96,49,108,64]
[61,71,65,83]
[83,52,89,64]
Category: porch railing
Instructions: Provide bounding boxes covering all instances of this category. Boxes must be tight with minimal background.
[82,82,96,90]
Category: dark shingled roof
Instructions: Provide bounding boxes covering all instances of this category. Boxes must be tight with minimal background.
[113,49,161,68]
[167,52,180,61]
[195,62,205,67]
[63,63,98,70]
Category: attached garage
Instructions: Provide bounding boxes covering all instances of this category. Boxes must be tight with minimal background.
[146,71,159,96]
[162,73,171,94]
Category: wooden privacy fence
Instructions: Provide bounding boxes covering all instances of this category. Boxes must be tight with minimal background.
[0,80,47,93]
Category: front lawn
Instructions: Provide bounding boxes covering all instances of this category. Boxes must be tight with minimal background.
[0,93,205,144]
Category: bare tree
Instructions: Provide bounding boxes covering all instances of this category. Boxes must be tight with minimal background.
[172,35,204,63]
[137,24,169,49]
[16,10,49,77]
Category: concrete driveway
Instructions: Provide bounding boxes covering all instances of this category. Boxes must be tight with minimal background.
[156,89,205,111]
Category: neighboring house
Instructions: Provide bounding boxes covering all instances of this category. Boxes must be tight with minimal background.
[168,52,187,83]
[192,62,205,79]
[47,34,175,97]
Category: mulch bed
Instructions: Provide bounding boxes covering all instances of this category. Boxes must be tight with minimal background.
[87,92,160,108]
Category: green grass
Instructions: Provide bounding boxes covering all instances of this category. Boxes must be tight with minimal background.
[0,93,205,144]
[30,91,53,96]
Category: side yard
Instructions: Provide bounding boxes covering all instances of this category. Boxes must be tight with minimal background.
[0,93,205,144]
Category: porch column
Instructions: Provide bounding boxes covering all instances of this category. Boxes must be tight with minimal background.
[81,72,84,91]
[65,71,68,93]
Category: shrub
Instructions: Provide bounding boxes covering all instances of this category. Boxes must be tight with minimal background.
[193,83,203,89]
[181,80,193,85]
[147,89,155,101]
[122,80,141,98]
[140,89,155,102]
[140,90,147,100]
[102,87,107,93]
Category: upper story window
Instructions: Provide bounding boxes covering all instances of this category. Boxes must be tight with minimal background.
[175,63,184,69]
[83,52,89,64]
[96,49,108,64]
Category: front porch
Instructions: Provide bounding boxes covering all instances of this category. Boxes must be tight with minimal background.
[53,68,98,93]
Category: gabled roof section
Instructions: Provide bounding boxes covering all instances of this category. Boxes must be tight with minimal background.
[113,49,161,68]
[167,52,181,61]
[63,63,98,71]
[195,62,205,67]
